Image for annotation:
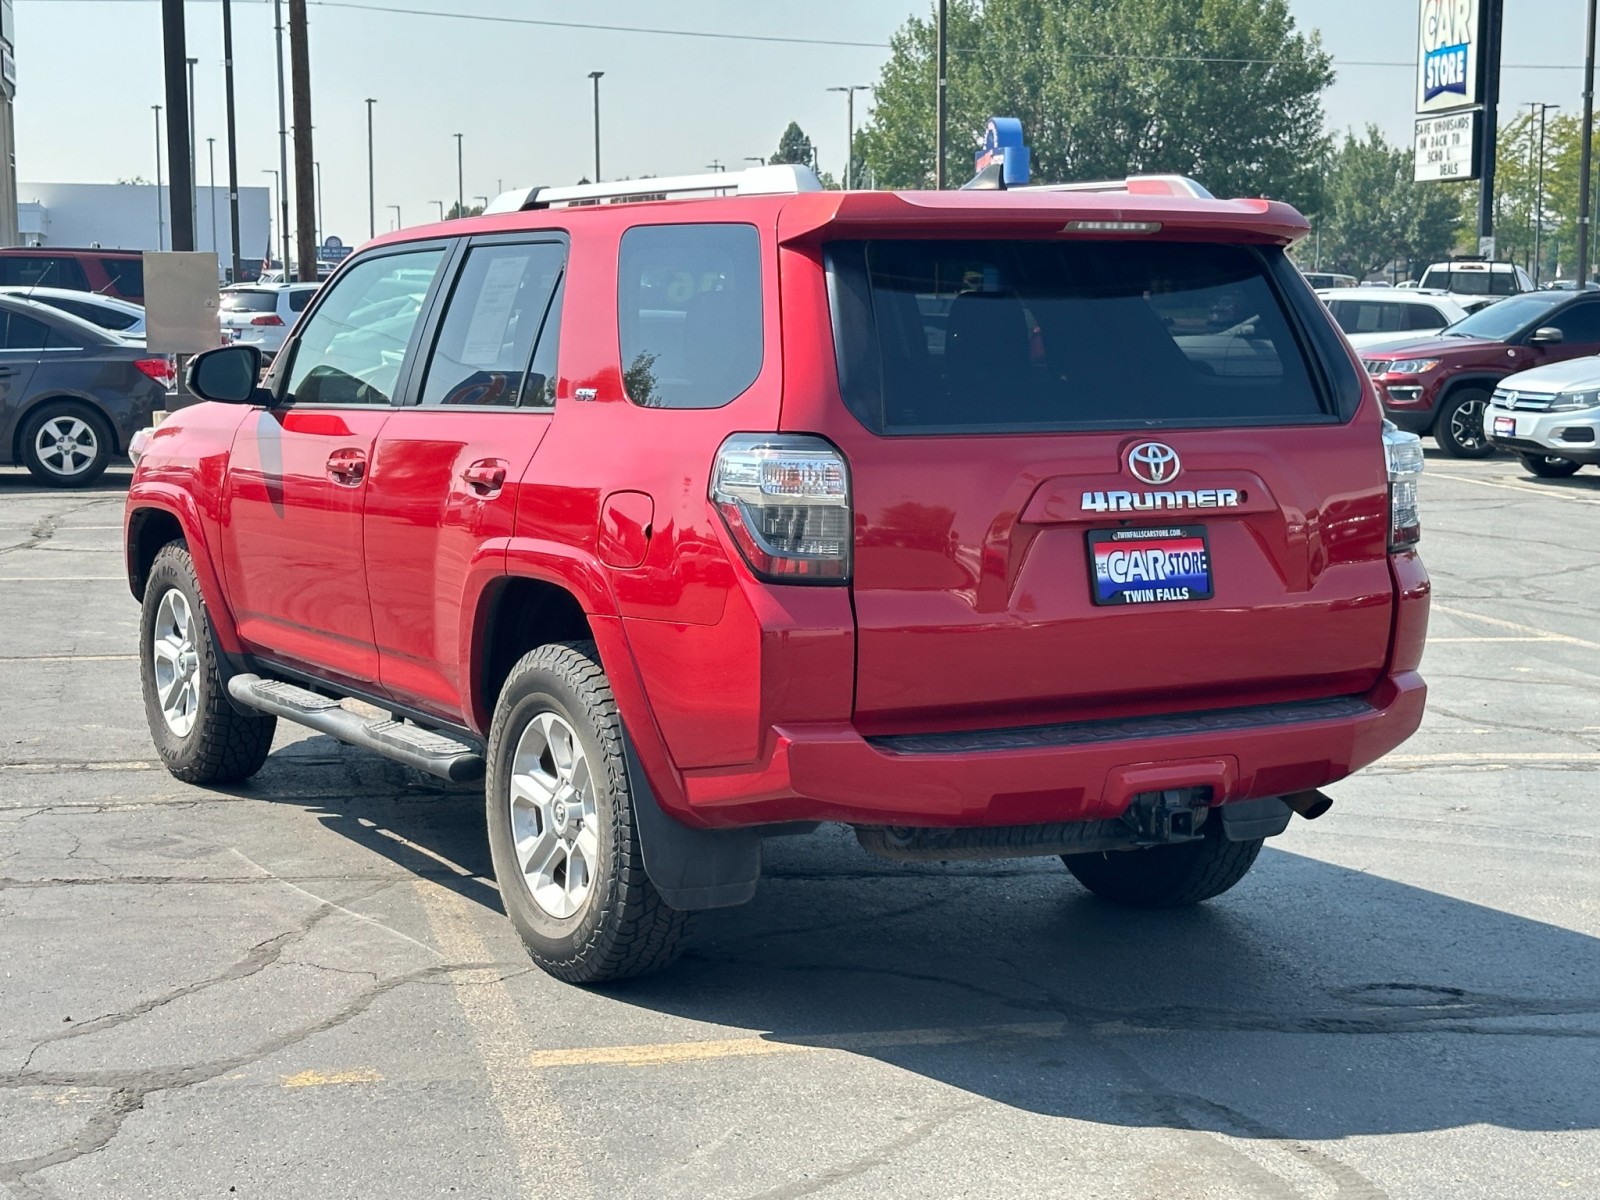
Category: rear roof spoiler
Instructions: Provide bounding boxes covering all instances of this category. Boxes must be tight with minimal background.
[961,162,1215,200]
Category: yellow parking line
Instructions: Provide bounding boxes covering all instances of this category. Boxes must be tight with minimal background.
[0,654,137,662]
[282,1068,383,1088]
[1432,604,1600,650]
[1429,471,1600,506]
[1379,751,1600,766]
[528,1020,1080,1070]
[1426,637,1549,643]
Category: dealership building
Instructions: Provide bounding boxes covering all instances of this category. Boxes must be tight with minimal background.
[16,181,273,275]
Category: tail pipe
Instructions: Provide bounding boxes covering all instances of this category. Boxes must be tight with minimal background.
[1284,789,1334,820]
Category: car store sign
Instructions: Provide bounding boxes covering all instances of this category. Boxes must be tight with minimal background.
[1417,0,1484,114]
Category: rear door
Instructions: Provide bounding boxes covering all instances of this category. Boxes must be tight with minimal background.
[218,244,449,688]
[365,235,566,720]
[813,237,1392,735]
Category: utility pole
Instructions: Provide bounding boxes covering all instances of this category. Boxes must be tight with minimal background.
[185,56,198,230]
[454,132,464,218]
[588,71,604,182]
[1578,0,1597,287]
[1534,102,1559,285]
[314,160,323,249]
[152,105,165,251]
[432,200,444,221]
[161,0,194,251]
[206,137,217,256]
[827,85,871,189]
[365,98,376,240]
[289,0,316,282]
[222,0,243,282]
[935,0,947,189]
[388,204,401,230]
[1476,0,1504,256]
[272,0,291,272]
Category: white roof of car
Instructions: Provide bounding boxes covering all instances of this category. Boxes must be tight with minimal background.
[1316,286,1461,304]
[0,285,144,314]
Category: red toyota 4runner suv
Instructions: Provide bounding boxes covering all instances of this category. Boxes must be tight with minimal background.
[124,167,1430,984]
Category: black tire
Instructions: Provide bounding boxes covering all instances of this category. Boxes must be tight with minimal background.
[19,402,113,487]
[139,543,276,785]
[1433,388,1494,459]
[485,642,692,985]
[1517,453,1583,478]
[1061,823,1264,908]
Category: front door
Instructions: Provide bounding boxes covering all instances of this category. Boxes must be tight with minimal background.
[0,308,45,465]
[218,244,450,689]
[364,237,567,720]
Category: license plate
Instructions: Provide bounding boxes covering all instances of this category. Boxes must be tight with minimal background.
[1088,525,1213,606]
[1493,415,1516,437]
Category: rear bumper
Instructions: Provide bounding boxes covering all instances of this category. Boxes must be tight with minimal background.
[677,671,1427,828]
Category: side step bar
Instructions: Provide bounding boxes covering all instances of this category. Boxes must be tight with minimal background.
[227,674,484,783]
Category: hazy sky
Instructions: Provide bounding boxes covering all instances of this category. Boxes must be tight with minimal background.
[12,0,1595,248]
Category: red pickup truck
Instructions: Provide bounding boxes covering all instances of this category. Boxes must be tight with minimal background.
[125,167,1429,984]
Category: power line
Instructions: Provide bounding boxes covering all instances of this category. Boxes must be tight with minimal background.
[26,0,1592,70]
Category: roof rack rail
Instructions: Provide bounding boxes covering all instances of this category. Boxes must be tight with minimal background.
[484,164,824,214]
[1030,174,1215,200]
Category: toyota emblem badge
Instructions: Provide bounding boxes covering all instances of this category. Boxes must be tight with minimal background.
[1127,442,1181,486]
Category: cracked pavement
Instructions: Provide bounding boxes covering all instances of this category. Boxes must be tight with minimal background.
[0,458,1597,1199]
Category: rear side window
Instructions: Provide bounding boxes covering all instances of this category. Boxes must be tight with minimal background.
[1408,303,1448,330]
[828,240,1333,433]
[100,257,144,299]
[220,290,278,313]
[289,288,316,313]
[617,223,762,408]
[420,241,565,408]
[0,311,49,349]
[53,297,138,331]
[0,256,90,291]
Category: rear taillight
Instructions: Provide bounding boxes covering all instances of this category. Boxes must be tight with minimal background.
[710,433,851,583]
[1383,423,1424,551]
[250,314,285,326]
[134,357,175,388]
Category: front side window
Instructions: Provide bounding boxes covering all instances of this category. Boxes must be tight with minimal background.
[282,248,445,407]
[1545,301,1600,344]
[617,223,762,409]
[829,239,1331,433]
[420,241,565,408]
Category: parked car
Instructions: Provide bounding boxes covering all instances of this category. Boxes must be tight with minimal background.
[125,166,1429,985]
[1415,259,1533,313]
[1483,356,1600,477]
[0,294,169,486]
[1363,289,1600,457]
[218,283,319,362]
[0,248,145,303]
[0,286,146,341]
[1318,287,1471,352]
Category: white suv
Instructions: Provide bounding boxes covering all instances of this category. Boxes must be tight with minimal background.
[1416,260,1534,313]
[1319,287,1470,352]
[218,283,320,362]
[1484,357,1600,478]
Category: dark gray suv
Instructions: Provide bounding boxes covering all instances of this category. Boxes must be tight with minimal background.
[0,295,169,487]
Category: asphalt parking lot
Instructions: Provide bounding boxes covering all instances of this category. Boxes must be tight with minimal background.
[1,453,1597,1200]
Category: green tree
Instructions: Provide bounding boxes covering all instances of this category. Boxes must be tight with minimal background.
[859,0,1332,208]
[1316,126,1464,279]
[447,201,484,220]
[770,122,816,168]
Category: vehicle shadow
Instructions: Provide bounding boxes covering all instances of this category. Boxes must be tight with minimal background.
[242,740,1600,1141]
[0,466,133,493]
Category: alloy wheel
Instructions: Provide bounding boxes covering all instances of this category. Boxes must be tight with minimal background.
[507,711,600,920]
[1450,398,1488,452]
[150,587,201,737]
[33,415,99,479]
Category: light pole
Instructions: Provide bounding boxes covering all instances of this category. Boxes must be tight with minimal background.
[454,132,464,218]
[588,71,604,182]
[263,169,279,268]
[935,0,947,188]
[706,160,725,173]
[272,0,291,272]
[388,204,401,230]
[365,98,376,240]
[1532,102,1560,284]
[314,160,323,250]
[743,156,765,168]
[222,0,244,282]
[206,137,217,256]
[186,57,199,226]
[432,200,445,221]
[1579,0,1598,286]
[826,85,871,189]
[152,105,165,251]
[473,195,489,212]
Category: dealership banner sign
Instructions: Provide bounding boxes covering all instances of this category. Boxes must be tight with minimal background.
[1417,0,1485,114]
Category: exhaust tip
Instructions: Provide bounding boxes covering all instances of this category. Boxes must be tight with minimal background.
[1284,789,1334,821]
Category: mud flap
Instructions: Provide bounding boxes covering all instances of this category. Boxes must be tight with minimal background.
[623,729,761,911]
[1219,796,1293,842]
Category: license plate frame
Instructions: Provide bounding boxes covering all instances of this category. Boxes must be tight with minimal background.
[1088,525,1214,606]
[1493,415,1516,437]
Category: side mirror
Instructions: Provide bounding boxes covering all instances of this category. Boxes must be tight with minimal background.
[1529,326,1565,346]
[187,344,268,404]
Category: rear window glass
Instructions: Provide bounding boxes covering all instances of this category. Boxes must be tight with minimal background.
[0,256,90,291]
[220,290,279,313]
[1420,266,1518,296]
[617,223,762,409]
[828,240,1331,433]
